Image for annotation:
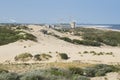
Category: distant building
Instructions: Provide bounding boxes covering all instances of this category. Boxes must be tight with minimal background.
[45,24,50,28]
[70,22,76,28]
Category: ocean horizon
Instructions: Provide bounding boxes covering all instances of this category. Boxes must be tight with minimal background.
[77,24,120,30]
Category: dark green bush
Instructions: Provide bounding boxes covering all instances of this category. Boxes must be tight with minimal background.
[84,67,96,77]
[0,27,37,46]
[50,68,65,76]
[84,64,116,77]
[60,37,72,43]
[34,54,52,61]
[82,29,120,46]
[34,54,41,61]
[83,51,89,54]
[69,67,83,75]
[0,69,8,73]
[72,39,101,46]
[40,29,48,34]
[59,53,69,60]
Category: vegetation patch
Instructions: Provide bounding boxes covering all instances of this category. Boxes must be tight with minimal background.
[34,54,52,61]
[14,53,33,62]
[0,63,119,80]
[54,28,120,46]
[0,26,37,46]
[51,33,101,46]
[78,51,114,56]
[59,53,69,60]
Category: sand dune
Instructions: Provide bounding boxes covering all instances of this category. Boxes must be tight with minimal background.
[0,25,120,64]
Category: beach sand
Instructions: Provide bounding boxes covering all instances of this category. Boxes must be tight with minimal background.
[0,25,120,64]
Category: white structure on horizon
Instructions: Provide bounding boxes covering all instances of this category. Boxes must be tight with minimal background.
[70,22,76,28]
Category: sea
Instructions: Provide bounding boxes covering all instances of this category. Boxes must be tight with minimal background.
[76,24,120,30]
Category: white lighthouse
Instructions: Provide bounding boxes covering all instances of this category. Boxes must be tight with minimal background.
[70,22,76,28]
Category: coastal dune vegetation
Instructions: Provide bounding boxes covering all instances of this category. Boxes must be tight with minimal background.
[0,24,120,80]
[0,26,37,46]
[0,63,119,80]
[54,28,120,46]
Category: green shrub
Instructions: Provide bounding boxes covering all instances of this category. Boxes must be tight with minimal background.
[20,71,46,80]
[0,69,8,73]
[0,27,37,46]
[59,53,69,60]
[53,34,60,38]
[82,29,120,46]
[60,37,72,43]
[40,54,52,60]
[98,52,104,55]
[54,27,120,46]
[14,53,33,61]
[50,68,65,76]
[83,51,89,54]
[0,72,19,80]
[34,54,52,61]
[40,29,48,34]
[72,39,101,46]
[24,33,37,42]
[90,51,96,54]
[16,26,29,30]
[72,76,90,80]
[84,64,116,77]
[34,54,41,61]
[95,69,107,76]
[106,52,113,55]
[69,67,83,75]
[84,67,96,77]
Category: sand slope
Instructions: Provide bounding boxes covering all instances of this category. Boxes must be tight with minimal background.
[0,25,120,64]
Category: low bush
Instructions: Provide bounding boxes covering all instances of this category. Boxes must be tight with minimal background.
[90,51,96,54]
[72,76,90,80]
[14,53,33,62]
[20,70,46,80]
[83,51,89,54]
[40,29,48,34]
[0,72,19,80]
[34,54,52,61]
[50,68,65,76]
[69,67,83,75]
[84,67,96,77]
[60,37,72,43]
[84,64,116,77]
[40,54,52,60]
[34,54,41,61]
[0,69,8,73]
[59,53,69,60]
[16,26,30,30]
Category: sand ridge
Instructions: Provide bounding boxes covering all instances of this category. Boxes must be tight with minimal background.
[0,25,120,64]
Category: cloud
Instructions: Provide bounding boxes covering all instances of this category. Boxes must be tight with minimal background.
[9,19,16,23]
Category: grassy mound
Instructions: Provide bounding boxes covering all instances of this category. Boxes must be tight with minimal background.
[54,28,120,46]
[58,53,69,60]
[14,53,33,62]
[0,26,37,46]
[34,54,52,61]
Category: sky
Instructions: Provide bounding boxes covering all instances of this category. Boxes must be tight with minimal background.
[0,0,120,24]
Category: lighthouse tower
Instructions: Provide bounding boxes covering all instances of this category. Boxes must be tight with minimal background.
[70,22,76,28]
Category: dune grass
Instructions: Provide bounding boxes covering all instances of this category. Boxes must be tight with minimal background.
[0,26,37,46]
[54,28,120,46]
